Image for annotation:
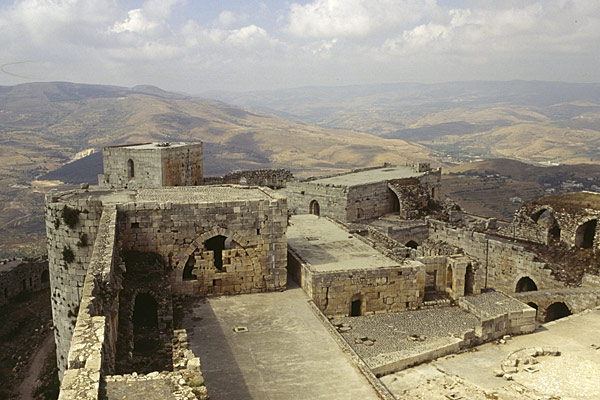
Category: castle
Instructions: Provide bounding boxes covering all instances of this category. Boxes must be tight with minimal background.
[45,142,600,399]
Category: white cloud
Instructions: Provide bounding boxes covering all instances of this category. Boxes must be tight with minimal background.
[111,8,160,34]
[286,0,436,39]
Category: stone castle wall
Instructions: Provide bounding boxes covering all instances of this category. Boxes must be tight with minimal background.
[100,146,163,189]
[45,192,105,377]
[161,144,204,187]
[0,257,49,306]
[428,219,560,293]
[116,194,287,296]
[286,181,348,220]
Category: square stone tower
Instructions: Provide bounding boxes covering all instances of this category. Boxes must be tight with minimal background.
[98,142,203,189]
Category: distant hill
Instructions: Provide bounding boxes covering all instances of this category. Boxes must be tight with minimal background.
[0,81,435,257]
[205,80,600,166]
[442,159,600,219]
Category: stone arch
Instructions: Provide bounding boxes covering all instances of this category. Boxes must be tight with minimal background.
[41,269,49,283]
[544,301,572,322]
[178,227,250,273]
[388,187,401,214]
[350,293,363,317]
[309,200,320,216]
[574,218,597,249]
[515,276,538,293]
[531,207,561,241]
[127,159,135,179]
[446,265,453,290]
[405,240,419,249]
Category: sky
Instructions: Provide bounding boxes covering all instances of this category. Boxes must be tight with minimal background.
[0,0,599,93]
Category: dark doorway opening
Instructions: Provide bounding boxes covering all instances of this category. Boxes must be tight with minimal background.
[575,219,597,249]
[464,263,474,295]
[405,240,419,249]
[205,235,227,270]
[132,293,159,355]
[183,254,196,280]
[41,270,49,283]
[446,266,453,290]
[350,299,362,317]
[310,200,320,216]
[390,190,400,213]
[545,302,571,322]
[516,277,538,293]
[527,302,539,318]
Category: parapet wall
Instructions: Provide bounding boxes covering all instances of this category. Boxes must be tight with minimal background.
[428,219,560,293]
[59,206,119,400]
[204,168,293,189]
[0,257,49,306]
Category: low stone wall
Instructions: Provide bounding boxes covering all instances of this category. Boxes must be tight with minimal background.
[458,291,536,342]
[0,257,49,306]
[204,168,293,189]
[582,273,600,287]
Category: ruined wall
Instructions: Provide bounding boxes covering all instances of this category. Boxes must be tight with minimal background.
[204,168,293,189]
[161,144,203,187]
[116,192,287,297]
[383,222,429,247]
[288,249,425,317]
[428,219,560,293]
[45,192,104,378]
[99,146,163,189]
[0,257,49,306]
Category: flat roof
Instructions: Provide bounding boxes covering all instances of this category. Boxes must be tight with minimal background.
[287,214,402,272]
[49,185,280,205]
[108,142,197,150]
[310,165,424,187]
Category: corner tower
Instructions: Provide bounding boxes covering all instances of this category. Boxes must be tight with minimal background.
[98,142,203,189]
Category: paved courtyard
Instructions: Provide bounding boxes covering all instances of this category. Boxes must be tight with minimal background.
[182,282,380,400]
[381,308,600,400]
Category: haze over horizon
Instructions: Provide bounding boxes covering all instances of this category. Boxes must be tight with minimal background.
[0,0,599,93]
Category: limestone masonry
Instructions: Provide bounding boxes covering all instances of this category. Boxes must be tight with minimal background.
[45,142,600,399]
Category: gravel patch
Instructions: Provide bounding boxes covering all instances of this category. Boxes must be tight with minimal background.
[333,307,479,369]
[461,291,528,318]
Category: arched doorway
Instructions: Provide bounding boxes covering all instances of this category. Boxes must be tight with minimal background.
[127,159,135,178]
[516,277,538,293]
[41,270,49,283]
[446,266,453,290]
[132,293,159,354]
[464,263,474,295]
[405,240,419,249]
[183,254,196,281]
[575,219,597,249]
[205,235,227,270]
[545,302,571,322]
[309,200,320,216]
[532,209,561,241]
